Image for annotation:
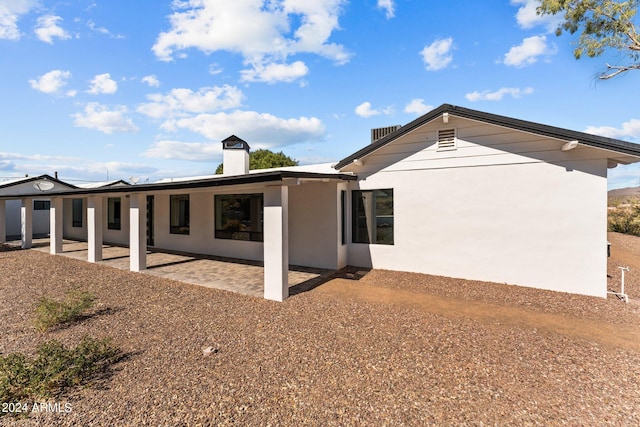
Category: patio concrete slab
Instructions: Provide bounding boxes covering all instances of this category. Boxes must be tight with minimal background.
[10,238,333,298]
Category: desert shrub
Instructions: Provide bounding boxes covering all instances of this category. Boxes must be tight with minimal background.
[608,206,640,236]
[34,290,95,332]
[0,336,120,410]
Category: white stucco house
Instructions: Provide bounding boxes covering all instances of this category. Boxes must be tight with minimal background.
[2,104,640,301]
[0,175,77,240]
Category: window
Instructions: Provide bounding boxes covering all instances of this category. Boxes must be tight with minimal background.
[108,197,121,230]
[215,194,263,242]
[352,189,394,245]
[72,199,83,228]
[170,195,190,235]
[341,190,346,245]
[33,200,50,210]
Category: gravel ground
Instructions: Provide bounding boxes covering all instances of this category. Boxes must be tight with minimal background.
[0,233,639,426]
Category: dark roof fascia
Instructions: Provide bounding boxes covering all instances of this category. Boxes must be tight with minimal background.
[334,104,640,169]
[0,170,356,199]
[0,174,78,190]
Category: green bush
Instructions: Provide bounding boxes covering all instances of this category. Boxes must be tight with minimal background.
[0,336,120,410]
[34,290,95,332]
[608,206,640,236]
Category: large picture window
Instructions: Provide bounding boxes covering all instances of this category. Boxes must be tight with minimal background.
[352,189,394,245]
[170,194,190,235]
[215,194,263,242]
[107,197,121,230]
[72,199,83,228]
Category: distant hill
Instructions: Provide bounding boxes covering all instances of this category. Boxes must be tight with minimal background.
[609,187,640,205]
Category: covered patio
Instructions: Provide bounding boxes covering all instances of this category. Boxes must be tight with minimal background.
[3,237,334,298]
[0,168,355,301]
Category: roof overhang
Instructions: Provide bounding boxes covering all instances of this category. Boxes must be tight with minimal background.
[0,170,357,200]
[333,104,640,170]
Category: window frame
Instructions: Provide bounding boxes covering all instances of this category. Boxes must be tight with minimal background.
[72,199,83,228]
[352,189,394,245]
[107,197,122,230]
[33,200,50,211]
[214,193,264,242]
[169,194,190,235]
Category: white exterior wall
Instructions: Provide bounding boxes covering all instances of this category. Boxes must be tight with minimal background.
[63,198,87,241]
[152,191,264,261]
[289,182,345,269]
[5,199,53,236]
[344,117,610,297]
[103,196,130,245]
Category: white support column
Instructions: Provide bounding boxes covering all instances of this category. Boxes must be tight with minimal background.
[50,197,63,254]
[0,200,5,243]
[263,186,289,301]
[129,193,147,272]
[21,198,33,249]
[87,196,103,262]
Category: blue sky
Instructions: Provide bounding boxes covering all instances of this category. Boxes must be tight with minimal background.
[1,0,639,189]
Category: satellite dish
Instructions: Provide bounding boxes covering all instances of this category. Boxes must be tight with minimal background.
[33,180,55,191]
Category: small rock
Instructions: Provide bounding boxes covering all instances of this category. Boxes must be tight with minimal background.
[202,346,219,356]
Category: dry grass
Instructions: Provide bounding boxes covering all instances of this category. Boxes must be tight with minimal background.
[0,236,639,425]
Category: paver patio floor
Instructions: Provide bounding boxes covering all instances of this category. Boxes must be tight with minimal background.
[8,238,333,298]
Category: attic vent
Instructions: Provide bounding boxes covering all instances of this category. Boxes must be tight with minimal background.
[437,128,456,150]
[371,125,401,143]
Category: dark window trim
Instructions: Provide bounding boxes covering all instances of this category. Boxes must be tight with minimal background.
[341,190,346,245]
[107,197,121,230]
[352,189,394,245]
[215,193,264,242]
[33,200,50,211]
[72,199,83,228]
[170,194,190,235]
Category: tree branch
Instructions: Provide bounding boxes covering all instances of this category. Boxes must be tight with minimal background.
[599,63,640,79]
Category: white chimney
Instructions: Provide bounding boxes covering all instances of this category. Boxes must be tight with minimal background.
[221,135,250,175]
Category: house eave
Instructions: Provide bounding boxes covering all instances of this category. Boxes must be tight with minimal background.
[0,170,357,200]
[334,104,640,170]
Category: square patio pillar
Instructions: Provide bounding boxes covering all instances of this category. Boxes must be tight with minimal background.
[21,198,33,249]
[263,186,289,301]
[0,200,5,243]
[87,196,103,262]
[50,197,63,254]
[129,193,147,272]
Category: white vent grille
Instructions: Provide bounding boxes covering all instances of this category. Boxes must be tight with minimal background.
[371,125,401,143]
[437,128,456,150]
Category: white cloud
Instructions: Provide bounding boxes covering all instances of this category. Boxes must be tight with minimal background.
[503,35,555,67]
[86,20,124,38]
[420,37,454,71]
[29,69,73,95]
[355,101,393,118]
[72,102,139,134]
[137,85,244,119]
[87,73,118,94]
[511,0,561,32]
[377,0,395,19]
[240,60,309,84]
[34,15,71,44]
[585,119,640,140]
[152,0,350,83]
[141,75,160,87]
[167,110,326,147]
[0,0,39,40]
[465,87,534,102]
[404,99,433,115]
[142,140,220,161]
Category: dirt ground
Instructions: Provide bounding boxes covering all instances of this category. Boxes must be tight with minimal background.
[0,233,639,425]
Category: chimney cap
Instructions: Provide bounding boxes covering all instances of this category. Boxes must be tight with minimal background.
[222,135,250,152]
